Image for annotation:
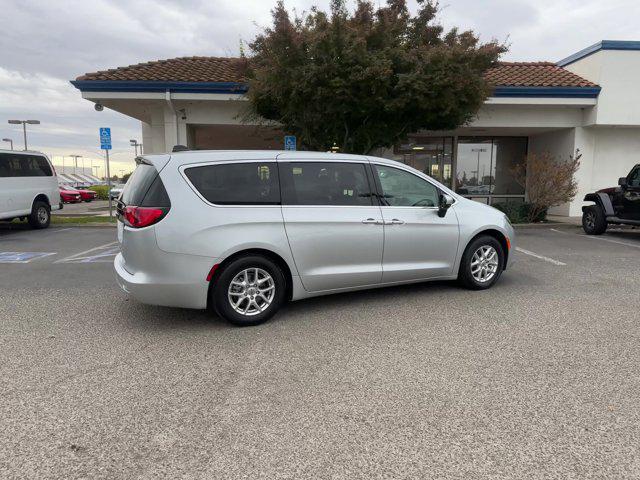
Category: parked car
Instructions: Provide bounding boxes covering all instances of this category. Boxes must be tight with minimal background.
[59,187,82,204]
[0,150,61,229]
[61,185,97,202]
[114,151,515,326]
[109,185,124,200]
[582,164,640,234]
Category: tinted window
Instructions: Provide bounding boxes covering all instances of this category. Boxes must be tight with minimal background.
[185,162,279,205]
[140,176,171,207]
[0,153,52,177]
[280,162,373,206]
[121,164,163,205]
[375,165,439,207]
[629,167,640,188]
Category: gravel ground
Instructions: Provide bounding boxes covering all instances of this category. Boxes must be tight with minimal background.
[1,224,639,479]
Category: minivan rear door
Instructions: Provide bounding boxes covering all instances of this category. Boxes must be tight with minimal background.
[278,159,384,292]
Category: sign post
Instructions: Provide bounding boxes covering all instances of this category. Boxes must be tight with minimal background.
[100,128,113,218]
[284,135,296,151]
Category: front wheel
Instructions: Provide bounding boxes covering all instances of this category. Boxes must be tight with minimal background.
[28,201,51,229]
[582,206,607,235]
[458,236,505,290]
[211,256,287,326]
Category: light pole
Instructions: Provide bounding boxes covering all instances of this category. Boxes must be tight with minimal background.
[471,147,487,185]
[2,138,13,150]
[92,165,100,178]
[69,155,82,175]
[130,139,142,156]
[7,120,40,150]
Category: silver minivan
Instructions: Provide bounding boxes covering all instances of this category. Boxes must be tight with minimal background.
[115,151,515,326]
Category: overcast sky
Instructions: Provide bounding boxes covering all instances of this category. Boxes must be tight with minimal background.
[1,0,638,176]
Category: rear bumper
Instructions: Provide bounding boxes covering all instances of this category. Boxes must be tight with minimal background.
[114,252,210,309]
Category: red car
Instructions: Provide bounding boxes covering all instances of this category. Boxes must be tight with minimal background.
[59,187,82,203]
[61,186,97,202]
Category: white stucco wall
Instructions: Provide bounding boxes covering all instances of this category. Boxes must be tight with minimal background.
[566,49,640,126]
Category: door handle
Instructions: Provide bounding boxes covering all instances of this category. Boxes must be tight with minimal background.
[387,218,405,225]
[362,218,384,224]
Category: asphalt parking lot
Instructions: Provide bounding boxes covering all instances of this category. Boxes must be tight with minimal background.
[1,223,639,479]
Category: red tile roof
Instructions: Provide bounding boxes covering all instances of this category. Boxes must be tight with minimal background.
[485,61,597,87]
[75,56,247,83]
[76,58,597,88]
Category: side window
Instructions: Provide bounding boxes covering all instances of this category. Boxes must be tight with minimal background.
[628,167,640,188]
[0,153,12,177]
[185,162,279,205]
[375,165,440,207]
[0,154,51,177]
[279,162,373,206]
[34,156,53,176]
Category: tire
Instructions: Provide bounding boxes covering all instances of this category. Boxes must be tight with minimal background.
[28,201,51,229]
[458,235,505,290]
[212,255,287,326]
[582,206,607,235]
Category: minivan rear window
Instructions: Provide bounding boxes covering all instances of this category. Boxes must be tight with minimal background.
[0,153,52,177]
[184,162,279,205]
[120,164,170,207]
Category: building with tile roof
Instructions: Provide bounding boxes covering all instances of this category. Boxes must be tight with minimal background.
[71,40,640,216]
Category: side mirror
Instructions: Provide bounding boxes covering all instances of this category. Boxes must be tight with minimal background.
[618,177,628,188]
[438,194,454,218]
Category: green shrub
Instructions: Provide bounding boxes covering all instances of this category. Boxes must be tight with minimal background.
[493,202,547,224]
[89,185,109,200]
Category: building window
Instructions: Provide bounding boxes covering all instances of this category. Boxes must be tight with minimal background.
[456,137,526,202]
[393,136,453,188]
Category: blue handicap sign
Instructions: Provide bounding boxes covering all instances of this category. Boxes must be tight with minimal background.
[100,127,112,150]
[284,135,296,151]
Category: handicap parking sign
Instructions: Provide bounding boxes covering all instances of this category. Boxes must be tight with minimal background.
[100,127,112,150]
[284,135,296,151]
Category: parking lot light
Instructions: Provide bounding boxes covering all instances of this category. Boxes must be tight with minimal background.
[69,154,82,175]
[7,119,40,150]
[130,139,142,157]
[2,138,13,150]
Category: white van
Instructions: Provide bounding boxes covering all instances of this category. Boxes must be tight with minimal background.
[0,150,61,229]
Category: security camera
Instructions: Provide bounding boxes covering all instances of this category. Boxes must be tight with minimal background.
[94,103,104,112]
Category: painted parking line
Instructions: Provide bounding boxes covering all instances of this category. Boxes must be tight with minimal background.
[55,241,119,264]
[0,252,57,263]
[584,235,640,249]
[550,227,640,249]
[515,247,566,266]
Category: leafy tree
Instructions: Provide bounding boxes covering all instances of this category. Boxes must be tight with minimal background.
[122,172,132,183]
[244,0,506,154]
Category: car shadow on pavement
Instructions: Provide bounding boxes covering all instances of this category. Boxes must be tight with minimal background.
[121,274,522,331]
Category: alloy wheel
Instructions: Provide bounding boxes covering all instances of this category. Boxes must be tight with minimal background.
[470,245,499,283]
[227,268,276,316]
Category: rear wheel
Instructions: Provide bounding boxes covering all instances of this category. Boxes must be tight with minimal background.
[458,236,505,290]
[28,201,50,229]
[212,255,286,326]
[582,206,607,235]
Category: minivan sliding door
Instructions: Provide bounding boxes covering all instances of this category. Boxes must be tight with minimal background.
[279,161,384,292]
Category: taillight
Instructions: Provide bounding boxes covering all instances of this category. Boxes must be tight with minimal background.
[123,206,167,228]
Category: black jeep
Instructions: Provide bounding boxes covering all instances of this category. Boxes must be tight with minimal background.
[582,164,640,234]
